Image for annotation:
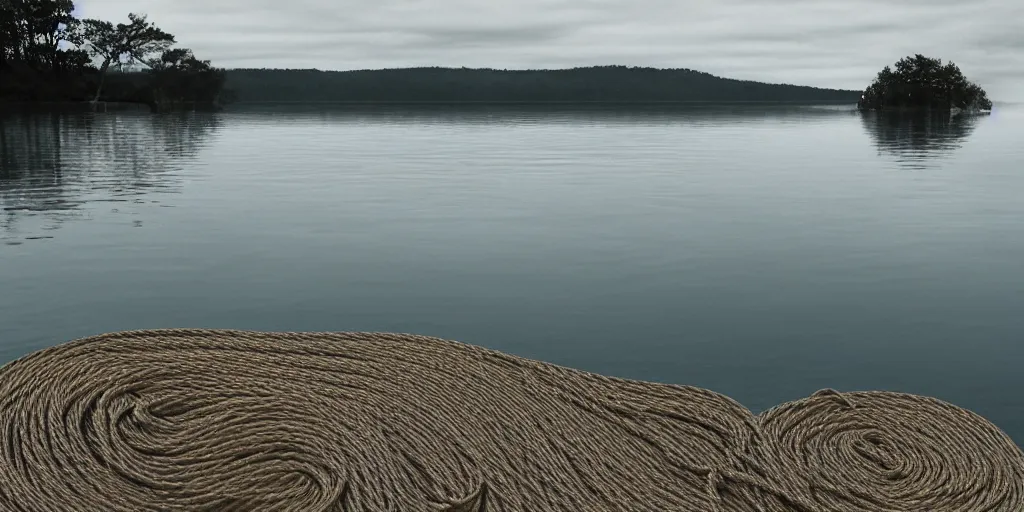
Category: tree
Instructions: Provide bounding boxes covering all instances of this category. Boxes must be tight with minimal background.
[1,0,79,69]
[81,13,174,102]
[858,55,992,112]
[27,0,78,67]
[3,4,227,107]
[1,0,93,100]
[147,48,229,107]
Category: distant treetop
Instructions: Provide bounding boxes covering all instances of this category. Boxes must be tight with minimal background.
[858,55,992,112]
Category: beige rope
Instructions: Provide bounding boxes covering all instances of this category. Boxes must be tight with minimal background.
[750,389,1024,511]
[0,330,1021,511]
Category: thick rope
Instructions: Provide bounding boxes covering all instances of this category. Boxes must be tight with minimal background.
[0,330,1021,511]
[751,389,1024,511]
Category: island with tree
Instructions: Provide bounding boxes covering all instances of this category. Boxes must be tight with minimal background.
[1,0,228,110]
[858,55,993,113]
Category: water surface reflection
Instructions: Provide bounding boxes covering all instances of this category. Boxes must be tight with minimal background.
[860,111,982,169]
[0,112,218,243]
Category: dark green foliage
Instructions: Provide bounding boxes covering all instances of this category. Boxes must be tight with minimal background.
[0,0,79,68]
[224,66,861,104]
[81,13,175,101]
[858,55,992,111]
[0,0,91,100]
[147,48,228,108]
[81,13,174,67]
[1,1,228,109]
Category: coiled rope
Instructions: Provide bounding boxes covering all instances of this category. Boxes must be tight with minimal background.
[0,330,1021,511]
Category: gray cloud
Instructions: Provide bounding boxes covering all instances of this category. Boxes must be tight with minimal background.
[77,0,1023,99]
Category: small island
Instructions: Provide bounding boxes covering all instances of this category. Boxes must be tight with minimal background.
[858,55,993,113]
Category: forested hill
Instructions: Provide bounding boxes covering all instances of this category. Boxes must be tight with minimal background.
[224,66,861,103]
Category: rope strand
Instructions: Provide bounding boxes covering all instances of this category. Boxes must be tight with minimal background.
[0,330,1021,511]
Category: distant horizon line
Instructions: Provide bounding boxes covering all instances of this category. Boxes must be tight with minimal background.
[220,65,863,92]
[226,100,860,105]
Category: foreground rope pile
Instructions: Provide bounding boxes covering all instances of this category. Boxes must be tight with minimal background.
[0,330,1021,511]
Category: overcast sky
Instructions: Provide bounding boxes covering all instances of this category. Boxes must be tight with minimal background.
[77,0,1022,100]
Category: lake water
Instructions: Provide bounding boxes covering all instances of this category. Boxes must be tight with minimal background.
[2,104,1023,443]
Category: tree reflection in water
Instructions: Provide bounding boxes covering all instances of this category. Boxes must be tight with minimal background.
[0,112,218,243]
[860,110,982,170]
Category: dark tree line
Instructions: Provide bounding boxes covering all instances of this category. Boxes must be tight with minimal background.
[147,48,228,107]
[858,55,992,112]
[1,0,228,108]
[224,67,862,104]
[0,0,90,99]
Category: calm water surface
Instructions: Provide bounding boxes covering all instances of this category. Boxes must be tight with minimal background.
[2,104,1023,441]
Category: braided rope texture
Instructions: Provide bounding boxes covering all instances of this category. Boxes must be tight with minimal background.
[0,329,1021,511]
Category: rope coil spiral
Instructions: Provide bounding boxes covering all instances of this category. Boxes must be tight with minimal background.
[0,330,1021,511]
